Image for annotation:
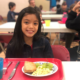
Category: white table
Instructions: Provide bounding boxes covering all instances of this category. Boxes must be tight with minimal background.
[0,22,77,33]
[42,14,63,20]
[62,62,80,80]
[43,22,77,33]
[42,11,56,14]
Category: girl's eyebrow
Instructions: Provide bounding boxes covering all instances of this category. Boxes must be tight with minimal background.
[23,19,38,22]
[24,19,38,22]
[34,20,38,22]
[24,19,30,21]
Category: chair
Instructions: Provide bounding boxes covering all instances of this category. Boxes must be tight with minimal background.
[51,45,70,61]
[0,33,13,53]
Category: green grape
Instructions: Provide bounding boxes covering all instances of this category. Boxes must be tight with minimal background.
[35,63,41,68]
[41,63,47,69]
[47,63,53,70]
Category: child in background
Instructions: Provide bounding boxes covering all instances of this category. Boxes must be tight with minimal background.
[7,2,19,22]
[65,3,79,48]
[66,1,80,60]
[66,1,80,30]
[6,7,53,58]
[57,1,68,14]
[60,4,79,48]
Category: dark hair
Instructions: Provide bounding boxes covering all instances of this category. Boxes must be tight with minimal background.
[9,7,42,57]
[34,6,42,15]
[69,4,75,10]
[29,0,32,4]
[62,1,67,6]
[8,2,16,10]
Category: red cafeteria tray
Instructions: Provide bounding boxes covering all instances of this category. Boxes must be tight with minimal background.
[1,58,64,80]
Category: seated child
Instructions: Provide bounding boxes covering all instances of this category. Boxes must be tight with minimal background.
[66,1,80,60]
[6,7,54,58]
[57,1,68,14]
[61,4,79,48]
[7,2,19,22]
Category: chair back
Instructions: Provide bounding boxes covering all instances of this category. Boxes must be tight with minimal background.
[51,45,70,61]
[0,33,13,43]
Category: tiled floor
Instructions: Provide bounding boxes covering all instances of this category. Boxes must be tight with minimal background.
[0,21,79,58]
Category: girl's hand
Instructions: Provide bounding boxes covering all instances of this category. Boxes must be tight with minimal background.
[72,1,80,12]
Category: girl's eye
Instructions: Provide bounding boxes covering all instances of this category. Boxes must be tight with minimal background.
[34,23,38,25]
[25,22,28,24]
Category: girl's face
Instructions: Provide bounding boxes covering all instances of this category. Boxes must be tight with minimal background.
[21,14,39,38]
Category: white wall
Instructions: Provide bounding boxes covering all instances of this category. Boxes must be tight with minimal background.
[0,0,29,17]
[0,0,64,17]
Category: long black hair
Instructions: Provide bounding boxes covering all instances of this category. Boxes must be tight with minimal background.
[9,7,42,57]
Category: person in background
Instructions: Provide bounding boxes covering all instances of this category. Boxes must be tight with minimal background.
[66,1,80,37]
[57,1,68,14]
[56,0,60,10]
[6,7,53,58]
[39,5,43,11]
[7,2,19,22]
[61,3,80,48]
[66,1,80,60]
[29,0,40,12]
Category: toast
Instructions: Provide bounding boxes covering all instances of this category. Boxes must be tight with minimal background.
[24,61,36,73]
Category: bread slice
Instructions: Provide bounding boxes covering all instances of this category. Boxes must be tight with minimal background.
[24,61,36,73]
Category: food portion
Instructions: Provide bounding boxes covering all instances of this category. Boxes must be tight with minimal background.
[24,61,36,73]
[23,61,54,76]
[32,66,51,76]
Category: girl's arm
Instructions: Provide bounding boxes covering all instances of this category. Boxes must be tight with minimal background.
[44,39,54,58]
[14,12,19,15]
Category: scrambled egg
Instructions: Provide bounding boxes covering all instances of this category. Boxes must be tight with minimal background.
[32,66,51,76]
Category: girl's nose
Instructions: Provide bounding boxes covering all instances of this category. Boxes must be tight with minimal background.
[29,23,33,28]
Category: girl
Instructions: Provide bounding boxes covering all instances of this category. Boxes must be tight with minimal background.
[6,7,54,58]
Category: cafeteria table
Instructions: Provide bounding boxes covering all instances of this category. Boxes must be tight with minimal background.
[42,11,56,14]
[42,14,63,20]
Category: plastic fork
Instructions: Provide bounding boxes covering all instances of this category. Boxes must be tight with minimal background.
[3,62,12,74]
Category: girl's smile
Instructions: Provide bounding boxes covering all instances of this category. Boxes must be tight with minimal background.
[26,30,34,34]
